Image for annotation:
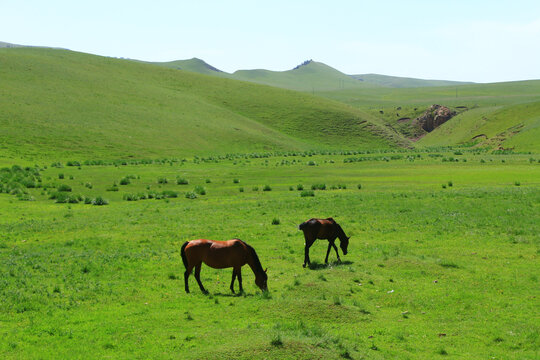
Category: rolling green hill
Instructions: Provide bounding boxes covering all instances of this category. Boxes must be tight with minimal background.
[229,61,376,92]
[0,48,407,163]
[150,58,226,75]
[351,73,473,88]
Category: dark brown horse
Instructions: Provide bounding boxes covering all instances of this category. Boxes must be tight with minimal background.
[299,218,350,267]
[181,238,268,294]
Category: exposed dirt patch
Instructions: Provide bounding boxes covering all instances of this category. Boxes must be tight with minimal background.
[413,105,456,132]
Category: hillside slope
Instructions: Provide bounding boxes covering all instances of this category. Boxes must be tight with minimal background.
[351,73,473,88]
[318,80,540,152]
[0,48,407,162]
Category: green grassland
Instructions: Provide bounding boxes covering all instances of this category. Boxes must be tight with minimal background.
[1,46,539,359]
[1,153,539,359]
[0,48,405,163]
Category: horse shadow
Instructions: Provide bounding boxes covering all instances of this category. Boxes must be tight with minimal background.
[308,260,353,270]
[211,291,254,298]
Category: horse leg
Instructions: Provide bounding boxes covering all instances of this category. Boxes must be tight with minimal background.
[303,237,314,268]
[237,267,243,293]
[331,241,341,263]
[325,241,333,264]
[184,264,194,293]
[194,263,208,294]
[230,268,237,293]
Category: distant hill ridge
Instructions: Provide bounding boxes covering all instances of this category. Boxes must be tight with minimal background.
[151,57,473,90]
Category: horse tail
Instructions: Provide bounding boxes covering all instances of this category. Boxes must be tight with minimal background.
[180,241,189,269]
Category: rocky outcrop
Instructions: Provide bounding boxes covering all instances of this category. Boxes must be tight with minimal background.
[415,105,456,132]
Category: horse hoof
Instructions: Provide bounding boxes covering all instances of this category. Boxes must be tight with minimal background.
[302,263,306,268]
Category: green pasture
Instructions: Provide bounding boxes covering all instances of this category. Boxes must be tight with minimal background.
[1,153,539,359]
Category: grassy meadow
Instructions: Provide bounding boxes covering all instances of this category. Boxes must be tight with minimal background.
[1,152,539,359]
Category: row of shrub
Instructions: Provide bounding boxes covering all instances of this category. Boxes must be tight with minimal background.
[48,192,108,205]
[45,146,530,171]
[122,186,207,201]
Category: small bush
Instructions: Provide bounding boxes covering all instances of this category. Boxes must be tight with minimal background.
[357,184,362,189]
[119,177,130,185]
[272,218,280,225]
[106,185,119,192]
[176,177,189,185]
[296,184,304,191]
[252,186,259,191]
[185,191,197,199]
[92,196,109,206]
[162,190,178,198]
[123,193,139,201]
[84,182,93,189]
[205,179,211,183]
[307,160,316,166]
[57,184,72,192]
[300,190,315,197]
[157,177,168,184]
[448,181,453,187]
[311,183,326,190]
[239,187,244,193]
[514,181,521,186]
[194,186,206,195]
[53,192,69,203]
[233,178,239,184]
[58,173,64,179]
[270,334,283,347]
[263,185,272,191]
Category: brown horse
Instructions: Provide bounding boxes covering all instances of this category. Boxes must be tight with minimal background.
[181,239,268,294]
[298,218,350,268]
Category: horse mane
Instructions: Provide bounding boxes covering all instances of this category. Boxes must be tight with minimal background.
[335,223,348,242]
[237,239,265,274]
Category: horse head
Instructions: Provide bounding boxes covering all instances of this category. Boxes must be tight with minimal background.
[255,268,268,291]
[340,237,350,255]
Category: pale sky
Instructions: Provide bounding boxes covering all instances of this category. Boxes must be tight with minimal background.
[2,0,540,83]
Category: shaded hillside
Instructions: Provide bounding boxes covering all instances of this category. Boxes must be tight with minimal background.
[0,48,407,163]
